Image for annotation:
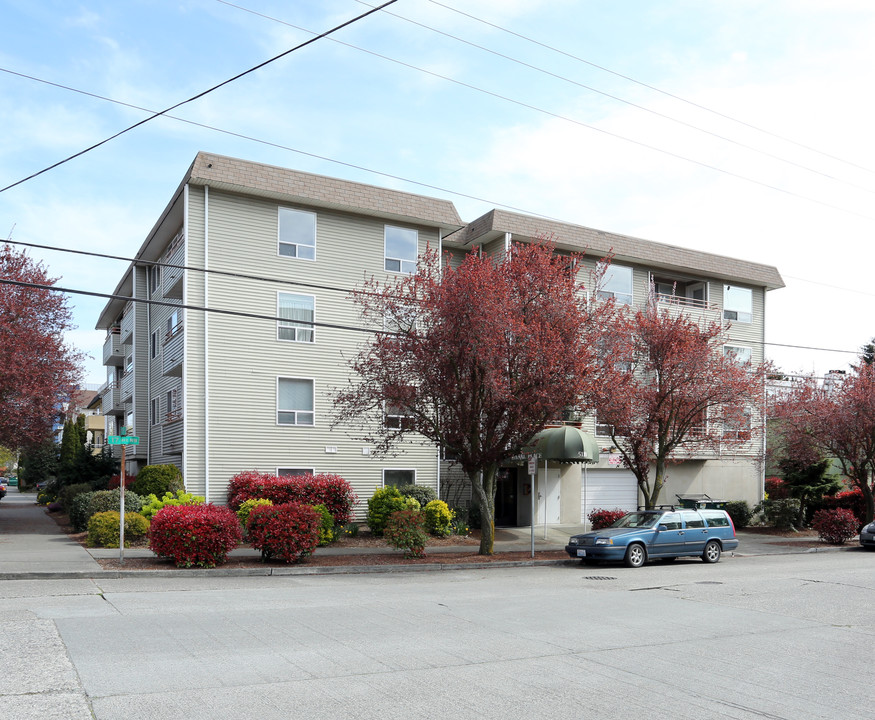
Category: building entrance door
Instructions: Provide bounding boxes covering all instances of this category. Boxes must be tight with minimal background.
[495,468,518,526]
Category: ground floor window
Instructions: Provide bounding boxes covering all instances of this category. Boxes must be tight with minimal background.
[383,469,415,488]
[277,467,314,477]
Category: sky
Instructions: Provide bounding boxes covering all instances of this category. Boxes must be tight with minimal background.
[2,0,874,386]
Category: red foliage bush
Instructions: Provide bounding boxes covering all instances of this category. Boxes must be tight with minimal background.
[814,488,866,525]
[384,509,427,558]
[811,508,859,545]
[246,502,321,563]
[107,474,137,490]
[227,471,357,525]
[148,504,242,568]
[764,477,789,499]
[588,508,626,530]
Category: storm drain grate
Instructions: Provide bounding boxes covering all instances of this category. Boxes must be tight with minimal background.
[583,576,617,581]
[696,581,723,585]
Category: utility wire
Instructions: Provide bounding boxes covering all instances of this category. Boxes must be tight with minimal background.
[0,0,398,194]
[0,239,863,358]
[348,0,875,196]
[206,2,875,222]
[424,0,875,178]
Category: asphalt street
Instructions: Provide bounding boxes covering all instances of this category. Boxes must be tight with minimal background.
[2,505,873,719]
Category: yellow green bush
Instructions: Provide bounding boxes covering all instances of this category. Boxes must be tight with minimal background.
[424,499,454,536]
[86,511,150,548]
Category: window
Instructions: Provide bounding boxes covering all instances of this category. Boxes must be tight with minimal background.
[660,512,681,530]
[278,208,316,260]
[150,330,159,359]
[149,265,160,295]
[278,293,315,343]
[383,305,418,334]
[681,511,705,529]
[597,263,633,305]
[383,469,415,488]
[595,421,614,437]
[166,309,180,339]
[722,408,751,441]
[723,285,752,323]
[277,468,314,477]
[384,226,418,274]
[124,411,133,436]
[724,345,752,364]
[384,403,414,430]
[125,354,133,373]
[277,378,314,426]
[151,398,160,425]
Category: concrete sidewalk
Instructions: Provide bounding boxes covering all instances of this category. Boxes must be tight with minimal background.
[0,488,856,580]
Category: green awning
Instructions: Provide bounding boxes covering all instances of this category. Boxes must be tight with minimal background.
[525,426,600,464]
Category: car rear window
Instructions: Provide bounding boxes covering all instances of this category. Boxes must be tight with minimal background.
[702,511,730,527]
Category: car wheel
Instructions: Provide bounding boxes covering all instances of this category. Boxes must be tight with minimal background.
[624,543,646,568]
[702,540,722,563]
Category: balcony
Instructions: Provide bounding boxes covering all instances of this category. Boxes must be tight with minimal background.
[162,414,184,455]
[120,304,134,344]
[163,230,185,300]
[101,382,123,417]
[653,293,722,326]
[102,328,123,366]
[162,324,184,376]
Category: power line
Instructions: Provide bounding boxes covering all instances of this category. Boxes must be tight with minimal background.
[424,0,875,178]
[205,2,875,222]
[0,0,398,194]
[1,238,864,359]
[349,0,875,197]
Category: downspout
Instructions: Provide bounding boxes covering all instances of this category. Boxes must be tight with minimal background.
[436,228,443,501]
[203,185,210,502]
[760,288,767,502]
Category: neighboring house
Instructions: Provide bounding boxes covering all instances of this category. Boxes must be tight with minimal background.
[96,152,783,523]
[55,386,103,450]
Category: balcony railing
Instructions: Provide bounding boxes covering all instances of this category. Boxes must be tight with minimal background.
[163,231,185,300]
[101,382,124,416]
[120,372,133,402]
[102,327,124,366]
[162,324,184,376]
[653,293,722,326]
[162,418,184,455]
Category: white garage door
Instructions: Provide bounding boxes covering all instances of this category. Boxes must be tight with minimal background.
[581,469,638,528]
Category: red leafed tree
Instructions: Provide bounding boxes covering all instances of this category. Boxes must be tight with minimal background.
[334,242,608,555]
[771,365,875,523]
[590,297,769,509]
[0,243,83,449]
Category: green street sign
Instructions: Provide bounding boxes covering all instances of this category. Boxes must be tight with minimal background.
[107,435,140,445]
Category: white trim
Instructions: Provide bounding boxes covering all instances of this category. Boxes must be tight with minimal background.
[384,225,418,274]
[203,185,209,501]
[277,206,317,261]
[382,468,417,487]
[276,290,316,343]
[276,467,316,477]
[276,376,316,426]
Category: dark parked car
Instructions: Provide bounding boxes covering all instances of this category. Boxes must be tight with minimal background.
[0,478,7,500]
[860,521,875,550]
[565,508,739,568]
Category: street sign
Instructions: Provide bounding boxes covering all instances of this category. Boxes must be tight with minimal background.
[107,435,140,445]
[527,454,537,475]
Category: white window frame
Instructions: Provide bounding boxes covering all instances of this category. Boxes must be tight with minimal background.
[149,264,160,295]
[278,207,316,260]
[384,226,418,274]
[383,468,416,488]
[277,292,315,343]
[150,397,160,426]
[165,309,181,340]
[277,377,315,426]
[276,467,315,477]
[597,263,633,305]
[723,285,752,323]
[384,402,415,430]
[723,344,752,365]
[165,387,181,422]
[150,330,159,359]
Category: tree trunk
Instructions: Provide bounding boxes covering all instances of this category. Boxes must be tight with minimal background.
[470,466,497,555]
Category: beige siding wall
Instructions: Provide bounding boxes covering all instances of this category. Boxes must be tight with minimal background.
[198,189,440,511]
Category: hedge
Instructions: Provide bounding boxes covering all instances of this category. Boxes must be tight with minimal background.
[247,502,320,563]
[227,471,357,525]
[149,504,242,568]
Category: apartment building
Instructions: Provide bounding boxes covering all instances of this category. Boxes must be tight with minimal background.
[96,152,783,522]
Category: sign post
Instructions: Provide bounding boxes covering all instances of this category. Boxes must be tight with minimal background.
[107,435,140,565]
[527,454,537,558]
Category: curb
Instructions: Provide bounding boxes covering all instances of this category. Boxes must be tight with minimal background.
[0,558,574,581]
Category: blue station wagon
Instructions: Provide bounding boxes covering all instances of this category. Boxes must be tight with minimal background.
[565,509,739,568]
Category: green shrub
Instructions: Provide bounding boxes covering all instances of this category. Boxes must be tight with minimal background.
[131,464,184,497]
[313,504,335,546]
[424,499,454,536]
[755,498,800,530]
[450,515,470,536]
[140,490,205,520]
[88,489,143,519]
[338,522,360,538]
[367,486,410,536]
[384,510,428,558]
[397,484,437,509]
[68,491,95,531]
[57,483,94,513]
[236,498,273,529]
[86,511,150,548]
[724,500,753,529]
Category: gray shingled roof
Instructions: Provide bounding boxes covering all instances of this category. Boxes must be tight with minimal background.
[189,153,464,231]
[451,209,784,290]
